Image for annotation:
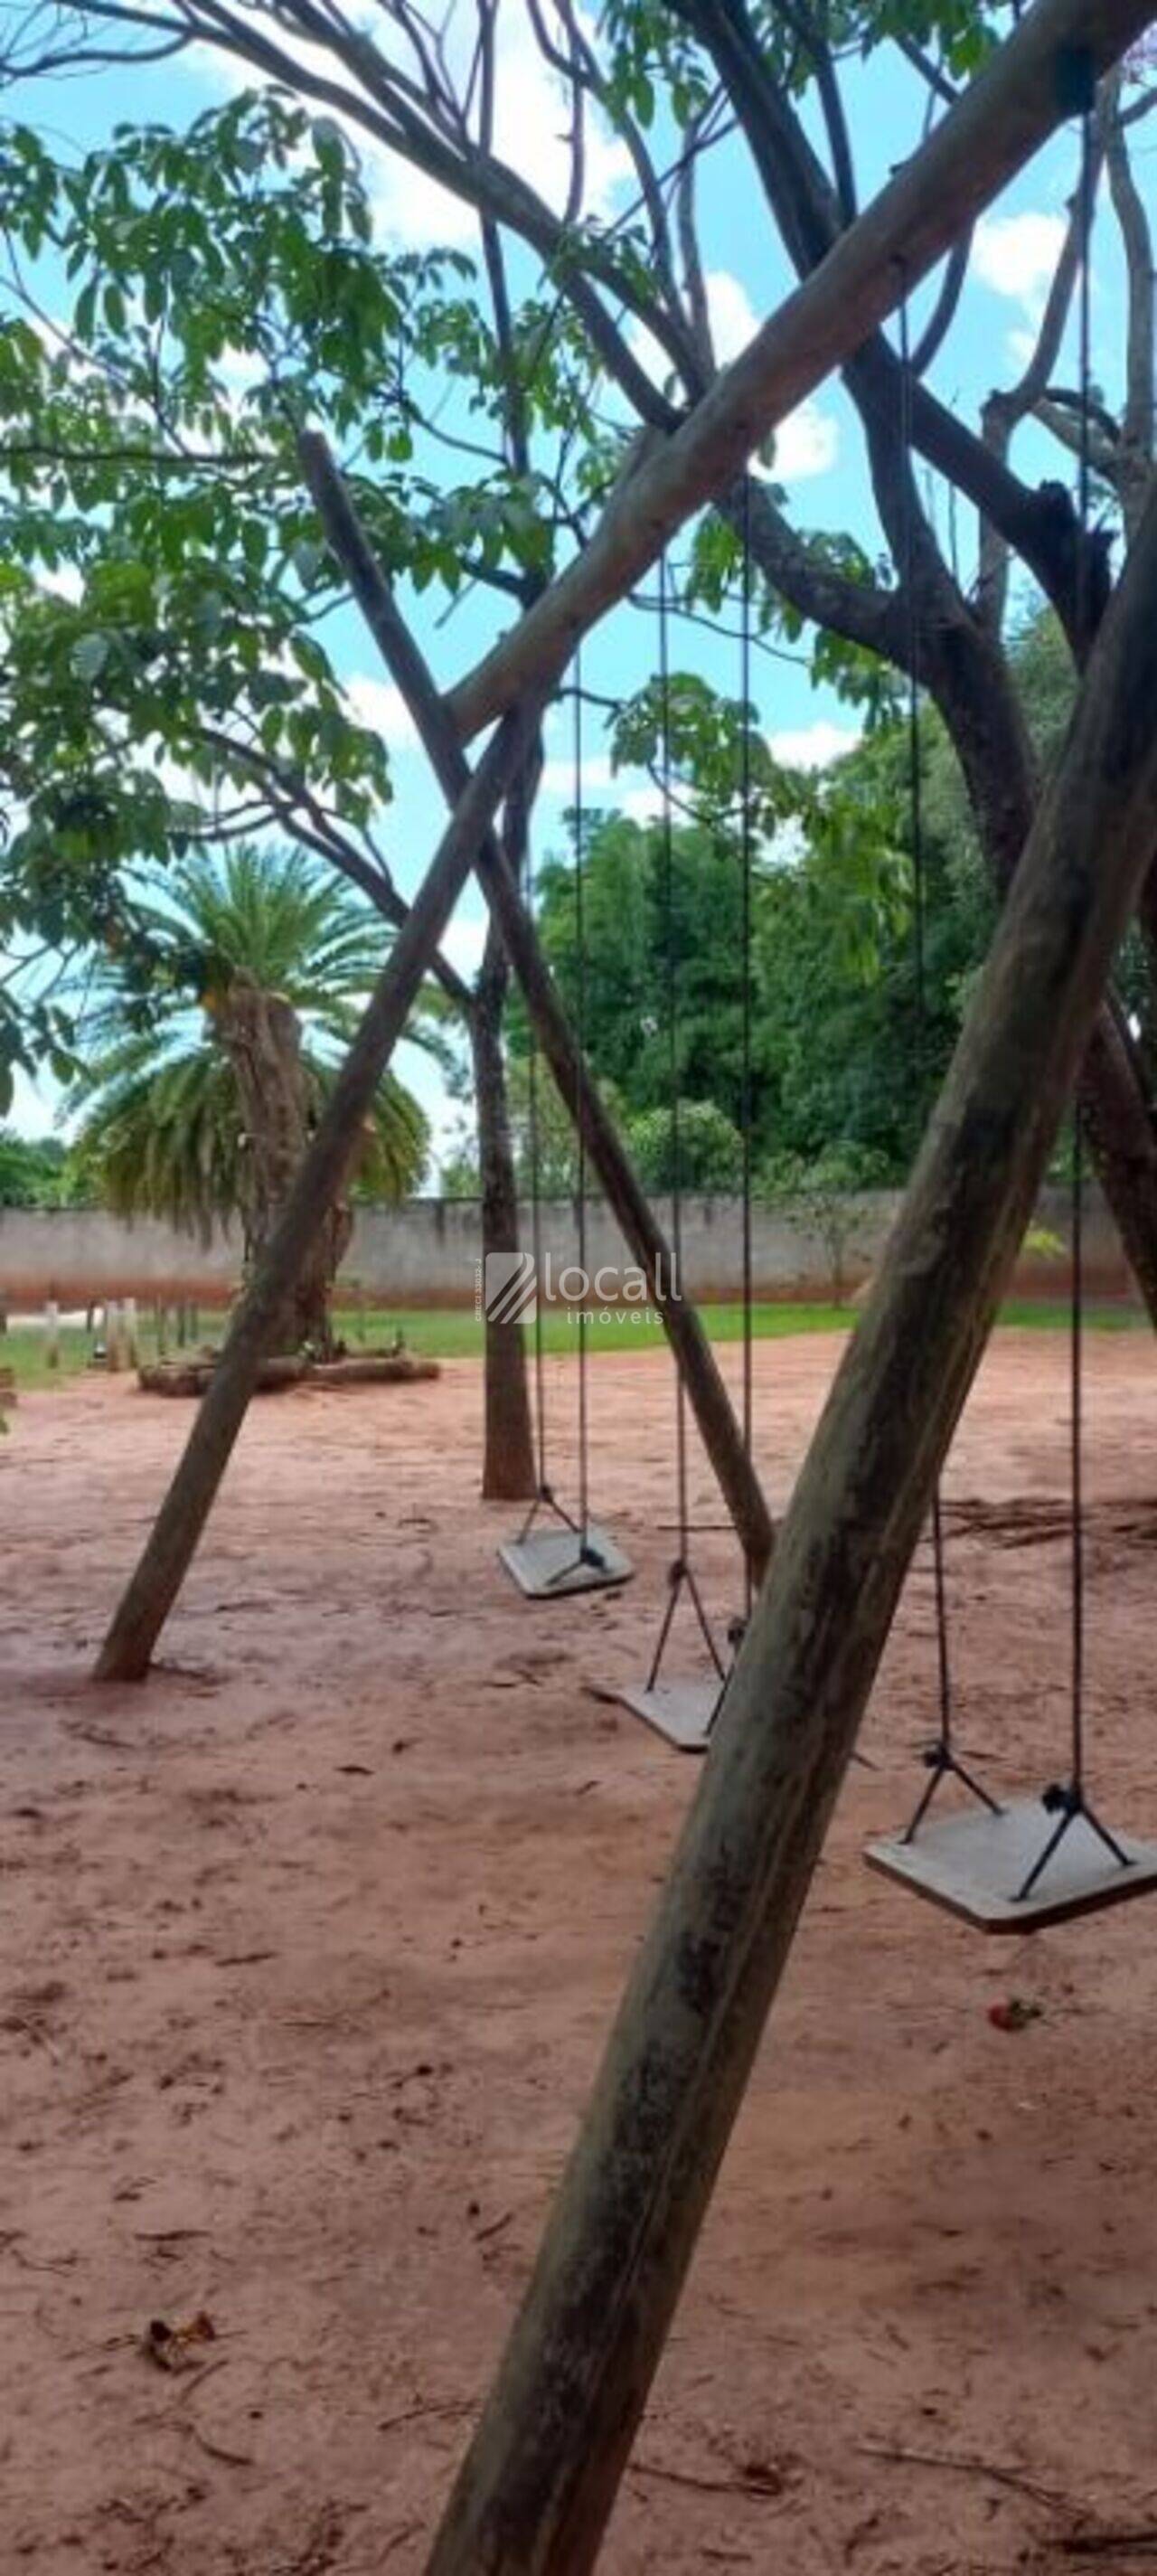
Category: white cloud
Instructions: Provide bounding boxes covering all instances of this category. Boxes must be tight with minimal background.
[627,268,838,482]
[704,268,759,366]
[147,746,204,804]
[974,212,1069,368]
[344,674,419,751]
[539,751,616,797]
[38,561,84,604]
[362,8,630,250]
[621,783,663,826]
[1,1063,55,1139]
[706,272,838,479]
[974,211,1066,309]
[765,403,840,484]
[1006,324,1039,372]
[439,915,488,979]
[768,721,860,770]
[217,343,265,402]
[361,137,478,252]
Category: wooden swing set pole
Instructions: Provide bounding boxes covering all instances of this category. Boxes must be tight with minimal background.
[298,432,775,1585]
[424,487,1157,2575]
[93,701,544,1684]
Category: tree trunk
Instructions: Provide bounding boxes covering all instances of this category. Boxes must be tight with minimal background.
[923,602,1157,1328]
[94,701,543,1684]
[473,929,536,1501]
[217,978,352,1357]
[1079,998,1157,1321]
[297,433,775,1586]
[424,461,1157,2576]
[476,847,773,1581]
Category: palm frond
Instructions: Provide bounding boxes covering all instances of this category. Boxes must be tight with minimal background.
[71,843,427,1232]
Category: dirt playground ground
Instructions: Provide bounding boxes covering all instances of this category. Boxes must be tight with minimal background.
[3,1331,1157,2575]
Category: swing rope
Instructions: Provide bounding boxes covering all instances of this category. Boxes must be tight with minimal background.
[886,57,1129,1900]
[1070,71,1093,1811]
[646,553,725,1691]
[1018,56,1131,1900]
[896,279,999,1840]
[573,648,594,1557]
[522,855,550,1524]
[866,52,1156,1923]
[514,676,606,1571]
[739,480,756,1627]
[660,555,688,1569]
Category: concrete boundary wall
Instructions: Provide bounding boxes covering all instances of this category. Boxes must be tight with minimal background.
[0,1186,1136,1311]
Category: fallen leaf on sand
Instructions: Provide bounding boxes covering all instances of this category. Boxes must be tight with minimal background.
[143,2311,217,2372]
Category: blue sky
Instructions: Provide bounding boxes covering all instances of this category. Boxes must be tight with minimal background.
[4,8,1128,1167]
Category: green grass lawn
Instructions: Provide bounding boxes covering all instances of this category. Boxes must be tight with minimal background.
[339,1298,856,1359]
[1,1295,1143,1392]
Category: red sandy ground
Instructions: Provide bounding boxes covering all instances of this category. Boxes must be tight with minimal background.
[3,1333,1157,2576]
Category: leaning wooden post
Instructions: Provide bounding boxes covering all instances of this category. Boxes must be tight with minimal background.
[425,492,1157,2574]
[44,1297,60,1371]
[94,702,543,1684]
[299,435,775,1585]
[106,1302,123,1373]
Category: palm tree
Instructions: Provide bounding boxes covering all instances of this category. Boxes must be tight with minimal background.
[68,843,429,1354]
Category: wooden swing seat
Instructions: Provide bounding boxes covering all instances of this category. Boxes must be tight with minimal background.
[866,1798,1157,1934]
[499,1523,633,1599]
[616,1675,724,1751]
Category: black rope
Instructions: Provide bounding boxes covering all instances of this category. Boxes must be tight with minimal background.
[739,481,756,1624]
[519,843,550,1540]
[895,279,1001,1840]
[1070,1096,1086,1794]
[514,677,608,1576]
[659,552,690,1569]
[1011,60,1132,1903]
[898,281,955,1757]
[639,553,725,1693]
[574,647,592,1551]
[1069,71,1096,1803]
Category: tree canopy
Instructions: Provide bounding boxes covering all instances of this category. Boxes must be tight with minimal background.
[0,1127,71,1207]
[512,690,996,1188]
[0,0,1152,1273]
[66,844,429,1241]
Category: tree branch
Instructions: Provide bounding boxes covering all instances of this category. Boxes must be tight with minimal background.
[296,423,776,1580]
[192,721,475,1013]
[1105,70,1155,533]
[443,0,1149,741]
[673,0,1110,648]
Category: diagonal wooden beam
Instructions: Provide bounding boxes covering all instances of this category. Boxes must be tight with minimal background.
[425,488,1157,2572]
[94,697,546,1683]
[446,0,1153,743]
[298,429,775,1584]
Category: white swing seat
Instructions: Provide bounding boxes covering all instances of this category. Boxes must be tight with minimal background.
[616,1675,725,1751]
[866,1798,1157,1934]
[498,1522,633,1599]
